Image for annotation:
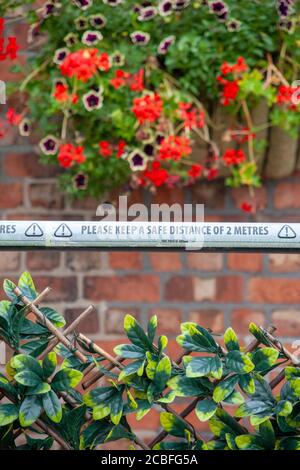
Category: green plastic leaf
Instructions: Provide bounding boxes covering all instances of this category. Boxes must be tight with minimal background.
[248,323,271,347]
[185,355,222,379]
[14,370,42,387]
[92,404,111,421]
[42,390,62,423]
[275,400,293,417]
[209,408,245,438]
[19,395,43,427]
[0,404,19,427]
[113,343,145,359]
[147,315,157,344]
[276,437,300,450]
[118,359,145,380]
[39,307,66,328]
[177,322,219,353]
[167,374,211,397]
[213,375,239,403]
[195,399,218,422]
[160,412,189,438]
[124,314,152,350]
[3,279,18,302]
[258,420,275,450]
[251,348,279,372]
[225,350,254,374]
[51,368,83,391]
[235,434,263,450]
[153,356,171,393]
[224,327,240,351]
[26,382,51,395]
[42,352,57,378]
[18,272,37,301]
[110,393,123,425]
[11,354,43,378]
[239,374,255,394]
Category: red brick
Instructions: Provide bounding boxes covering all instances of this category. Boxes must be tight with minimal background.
[274,182,300,209]
[109,252,142,270]
[249,278,300,304]
[193,278,216,302]
[4,153,60,178]
[166,338,184,359]
[227,253,263,272]
[231,309,265,335]
[187,253,223,271]
[28,182,64,210]
[231,186,267,211]
[216,276,244,302]
[66,252,102,271]
[26,252,60,271]
[149,253,181,271]
[0,183,22,209]
[269,254,300,273]
[84,275,160,302]
[127,408,161,431]
[165,276,193,302]
[0,252,20,271]
[271,310,300,337]
[191,181,225,210]
[65,307,99,335]
[189,310,224,333]
[33,276,77,302]
[105,308,140,335]
[148,308,182,335]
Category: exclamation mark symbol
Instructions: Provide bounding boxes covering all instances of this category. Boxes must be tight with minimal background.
[62,225,65,237]
[33,224,36,236]
[285,226,289,238]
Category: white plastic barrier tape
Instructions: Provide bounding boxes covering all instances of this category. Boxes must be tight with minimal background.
[0,221,299,251]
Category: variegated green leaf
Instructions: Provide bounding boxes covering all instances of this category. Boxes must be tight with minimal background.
[235,434,263,450]
[213,375,239,403]
[18,272,37,301]
[276,437,300,450]
[153,356,171,393]
[14,370,42,387]
[147,315,157,344]
[177,322,219,353]
[225,350,254,374]
[224,327,240,351]
[248,323,271,347]
[93,404,111,421]
[113,343,145,359]
[0,404,19,427]
[42,352,57,379]
[251,347,279,372]
[124,314,152,351]
[51,368,83,391]
[39,307,66,328]
[11,354,43,377]
[195,399,218,422]
[110,393,123,425]
[258,419,275,450]
[26,382,51,395]
[19,395,43,427]
[160,412,189,438]
[185,355,222,379]
[167,374,211,397]
[209,408,245,438]
[239,373,255,394]
[118,359,145,380]
[42,390,62,423]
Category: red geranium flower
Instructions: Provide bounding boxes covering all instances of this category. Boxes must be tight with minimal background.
[143,161,169,187]
[130,69,144,92]
[188,164,203,179]
[60,48,111,82]
[6,108,22,125]
[159,135,192,161]
[99,140,113,157]
[117,140,126,158]
[110,69,130,89]
[132,93,163,124]
[241,202,253,213]
[222,148,246,166]
[58,143,86,168]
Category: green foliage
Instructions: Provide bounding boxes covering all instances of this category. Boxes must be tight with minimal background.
[0,273,300,450]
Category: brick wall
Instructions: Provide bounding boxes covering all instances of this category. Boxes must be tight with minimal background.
[1,15,300,445]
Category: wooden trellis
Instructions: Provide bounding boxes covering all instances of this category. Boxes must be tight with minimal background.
[0,281,299,450]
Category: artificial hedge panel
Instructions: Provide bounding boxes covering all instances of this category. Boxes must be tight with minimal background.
[0,273,299,450]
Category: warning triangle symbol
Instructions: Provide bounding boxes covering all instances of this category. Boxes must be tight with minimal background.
[278,225,296,239]
[25,223,43,237]
[54,223,72,238]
